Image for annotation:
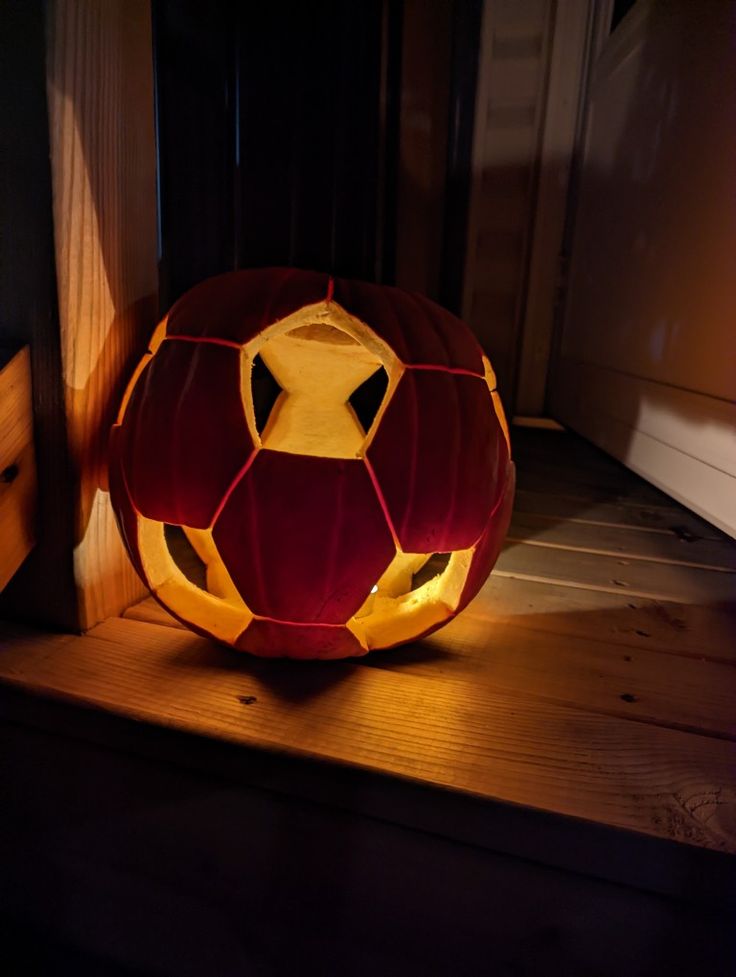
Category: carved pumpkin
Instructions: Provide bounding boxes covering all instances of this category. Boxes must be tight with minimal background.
[109,269,514,658]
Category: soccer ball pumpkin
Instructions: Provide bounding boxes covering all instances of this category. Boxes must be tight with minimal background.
[109,268,514,659]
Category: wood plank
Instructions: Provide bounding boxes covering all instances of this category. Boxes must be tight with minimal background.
[515,456,675,508]
[508,511,736,570]
[0,617,734,853]
[497,540,736,604]
[125,576,736,666]
[513,486,725,539]
[122,597,736,740]
[0,348,36,591]
[365,613,736,741]
[46,0,158,628]
[0,0,78,630]
[512,424,649,477]
[479,574,736,665]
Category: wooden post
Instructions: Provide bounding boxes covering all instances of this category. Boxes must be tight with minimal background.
[0,348,37,592]
[45,0,158,628]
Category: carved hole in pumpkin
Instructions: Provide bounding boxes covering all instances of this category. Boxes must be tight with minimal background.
[352,550,460,636]
[251,354,283,436]
[253,321,385,458]
[348,367,389,435]
[410,552,452,591]
[164,525,207,590]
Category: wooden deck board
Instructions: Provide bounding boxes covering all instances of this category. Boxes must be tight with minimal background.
[509,511,736,570]
[513,487,725,539]
[0,615,734,855]
[2,424,735,873]
[497,540,736,603]
[120,597,736,739]
[126,576,736,665]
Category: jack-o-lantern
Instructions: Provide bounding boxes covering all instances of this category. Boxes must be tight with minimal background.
[109,269,514,658]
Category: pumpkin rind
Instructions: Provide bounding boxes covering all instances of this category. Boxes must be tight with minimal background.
[120,340,255,528]
[212,450,395,623]
[237,619,365,659]
[366,370,509,552]
[332,277,485,373]
[110,267,513,659]
[166,268,329,344]
[457,464,516,615]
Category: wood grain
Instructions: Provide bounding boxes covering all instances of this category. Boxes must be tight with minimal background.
[497,541,736,603]
[0,348,36,591]
[371,614,736,741]
[0,615,734,854]
[45,0,158,628]
[513,486,725,539]
[0,1,78,630]
[480,574,736,665]
[126,575,736,666]
[123,593,736,740]
[508,511,736,570]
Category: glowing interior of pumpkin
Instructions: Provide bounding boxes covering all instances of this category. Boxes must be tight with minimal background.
[113,284,512,657]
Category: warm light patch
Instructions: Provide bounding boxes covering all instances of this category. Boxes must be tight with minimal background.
[349,548,473,651]
[110,270,513,659]
[245,305,399,459]
[137,516,252,644]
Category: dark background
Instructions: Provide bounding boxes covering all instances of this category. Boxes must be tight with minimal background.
[152,0,481,312]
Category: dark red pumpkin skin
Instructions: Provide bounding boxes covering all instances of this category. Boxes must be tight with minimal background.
[110,268,513,659]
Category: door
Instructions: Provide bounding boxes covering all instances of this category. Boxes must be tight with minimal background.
[549,0,736,536]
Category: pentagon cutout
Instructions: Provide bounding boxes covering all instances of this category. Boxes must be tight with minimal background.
[119,340,255,528]
[237,619,365,660]
[367,370,509,552]
[213,450,396,624]
[166,267,330,344]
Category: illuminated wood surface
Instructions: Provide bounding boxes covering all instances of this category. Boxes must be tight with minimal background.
[45,0,158,628]
[0,347,36,591]
[1,428,734,874]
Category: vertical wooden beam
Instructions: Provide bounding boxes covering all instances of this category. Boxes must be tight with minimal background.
[0,0,78,630]
[45,0,158,629]
[0,348,37,593]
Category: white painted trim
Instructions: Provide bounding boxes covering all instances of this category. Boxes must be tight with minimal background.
[552,357,736,537]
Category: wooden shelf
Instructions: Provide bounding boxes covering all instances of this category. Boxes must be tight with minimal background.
[1,427,734,974]
[0,346,36,592]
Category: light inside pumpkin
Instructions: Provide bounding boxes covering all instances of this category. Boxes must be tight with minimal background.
[111,271,513,658]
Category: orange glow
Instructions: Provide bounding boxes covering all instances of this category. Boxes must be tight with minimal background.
[109,270,514,658]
